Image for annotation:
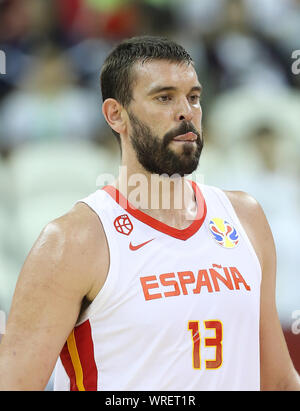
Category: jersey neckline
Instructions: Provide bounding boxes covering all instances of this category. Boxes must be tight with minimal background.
[102,180,207,241]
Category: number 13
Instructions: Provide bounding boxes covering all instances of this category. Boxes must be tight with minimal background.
[188,320,223,369]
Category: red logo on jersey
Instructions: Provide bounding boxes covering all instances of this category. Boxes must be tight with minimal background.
[129,238,155,251]
[114,214,133,236]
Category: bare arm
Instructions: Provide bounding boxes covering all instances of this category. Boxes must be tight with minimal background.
[226,190,300,391]
[0,203,108,390]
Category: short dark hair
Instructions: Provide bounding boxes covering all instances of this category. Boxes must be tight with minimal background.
[100,35,194,144]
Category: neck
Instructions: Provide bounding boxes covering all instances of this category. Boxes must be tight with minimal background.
[114,164,197,230]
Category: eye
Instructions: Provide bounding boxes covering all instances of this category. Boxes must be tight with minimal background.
[156,95,171,102]
[189,95,201,104]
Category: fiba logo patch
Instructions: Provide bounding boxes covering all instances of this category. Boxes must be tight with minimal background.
[209,218,239,249]
[114,214,133,236]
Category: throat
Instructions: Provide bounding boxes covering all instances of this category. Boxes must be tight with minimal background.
[115,173,199,230]
[144,207,197,230]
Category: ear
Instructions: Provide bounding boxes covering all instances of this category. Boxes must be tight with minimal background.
[102,98,127,135]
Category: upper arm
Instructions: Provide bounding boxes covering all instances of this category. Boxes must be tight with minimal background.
[0,203,108,390]
[225,190,300,391]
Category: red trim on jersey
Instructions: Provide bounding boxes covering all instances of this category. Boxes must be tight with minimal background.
[60,340,78,391]
[102,180,207,240]
[60,319,98,391]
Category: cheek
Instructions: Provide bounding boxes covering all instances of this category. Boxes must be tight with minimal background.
[139,102,173,122]
[193,107,203,128]
[135,104,172,134]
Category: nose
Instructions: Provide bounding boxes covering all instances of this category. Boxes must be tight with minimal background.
[175,97,193,122]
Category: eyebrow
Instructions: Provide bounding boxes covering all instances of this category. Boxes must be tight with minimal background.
[147,84,203,96]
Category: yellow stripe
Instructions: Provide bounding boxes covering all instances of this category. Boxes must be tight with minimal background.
[67,330,85,391]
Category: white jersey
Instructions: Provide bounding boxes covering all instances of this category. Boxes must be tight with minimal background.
[54,182,261,391]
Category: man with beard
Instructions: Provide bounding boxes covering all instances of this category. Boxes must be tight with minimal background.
[0,36,299,391]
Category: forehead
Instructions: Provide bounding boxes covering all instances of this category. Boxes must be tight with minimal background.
[132,60,200,94]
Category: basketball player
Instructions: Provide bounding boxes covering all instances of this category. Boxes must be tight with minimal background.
[0,36,299,391]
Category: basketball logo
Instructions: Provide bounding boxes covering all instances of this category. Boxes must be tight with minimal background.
[209,218,239,248]
[114,214,133,236]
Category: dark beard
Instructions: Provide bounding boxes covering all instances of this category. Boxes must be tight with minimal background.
[128,112,203,177]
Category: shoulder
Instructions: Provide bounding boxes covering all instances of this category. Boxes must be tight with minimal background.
[223,190,276,272]
[30,201,109,301]
[43,201,105,244]
[38,202,106,260]
[223,190,263,224]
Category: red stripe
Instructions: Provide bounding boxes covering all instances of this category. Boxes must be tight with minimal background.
[102,180,207,241]
[60,340,79,391]
[60,320,98,391]
[73,320,98,391]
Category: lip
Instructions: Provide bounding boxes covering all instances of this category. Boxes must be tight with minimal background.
[173,132,197,142]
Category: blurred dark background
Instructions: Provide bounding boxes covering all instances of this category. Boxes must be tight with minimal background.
[0,0,299,388]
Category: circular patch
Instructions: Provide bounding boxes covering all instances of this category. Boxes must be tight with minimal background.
[114,214,133,236]
[209,218,239,248]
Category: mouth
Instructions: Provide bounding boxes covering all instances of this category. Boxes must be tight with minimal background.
[172,132,197,143]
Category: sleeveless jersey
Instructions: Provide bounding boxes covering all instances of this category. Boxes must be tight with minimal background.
[54,182,261,391]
